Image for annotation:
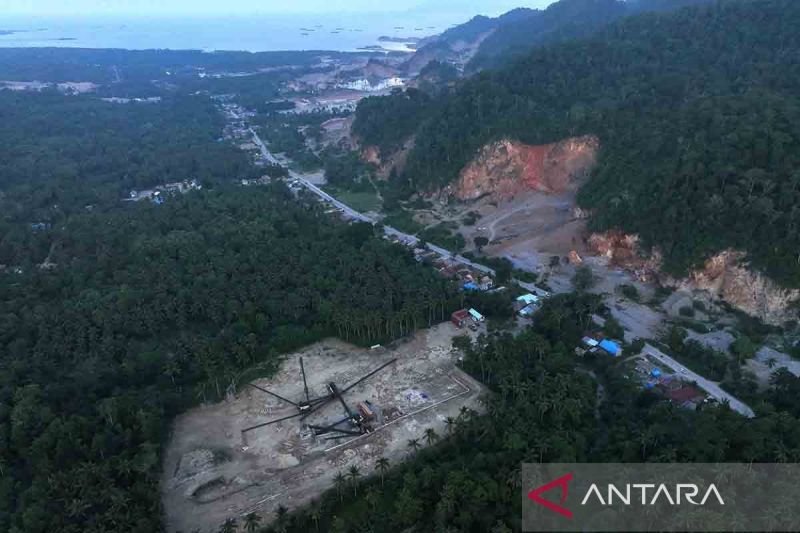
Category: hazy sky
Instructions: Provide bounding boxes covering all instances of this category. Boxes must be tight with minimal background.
[1,0,554,17]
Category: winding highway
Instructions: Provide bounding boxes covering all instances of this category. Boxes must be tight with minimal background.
[250,127,496,276]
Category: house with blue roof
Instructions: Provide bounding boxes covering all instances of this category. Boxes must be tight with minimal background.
[599,339,622,357]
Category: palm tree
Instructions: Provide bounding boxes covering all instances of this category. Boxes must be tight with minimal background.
[348,465,361,496]
[365,486,381,510]
[407,438,421,453]
[424,427,439,446]
[767,357,778,369]
[334,471,347,502]
[275,505,289,533]
[218,518,237,533]
[244,512,261,533]
[375,457,390,485]
[163,359,181,385]
[444,416,456,435]
[310,506,322,532]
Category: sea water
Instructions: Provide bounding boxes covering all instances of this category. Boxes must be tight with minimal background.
[0,12,464,52]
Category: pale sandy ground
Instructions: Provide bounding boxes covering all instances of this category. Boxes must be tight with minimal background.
[161,323,485,532]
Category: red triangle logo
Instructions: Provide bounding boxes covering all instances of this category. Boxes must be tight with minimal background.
[528,472,574,519]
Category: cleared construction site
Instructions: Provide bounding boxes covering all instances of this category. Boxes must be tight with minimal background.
[161,323,484,533]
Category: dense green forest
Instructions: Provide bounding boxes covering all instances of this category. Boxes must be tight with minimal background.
[385,0,800,286]
[274,293,800,532]
[352,88,433,156]
[0,90,255,219]
[0,185,457,533]
[468,0,711,71]
[0,89,261,270]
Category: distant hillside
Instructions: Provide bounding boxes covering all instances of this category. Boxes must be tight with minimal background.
[400,0,713,76]
[354,0,712,166]
[401,8,535,74]
[469,0,714,71]
[400,0,800,287]
[430,7,535,44]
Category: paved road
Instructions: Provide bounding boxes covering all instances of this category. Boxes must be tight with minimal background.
[249,128,282,166]
[591,315,754,417]
[644,343,755,418]
[250,128,497,276]
[251,126,756,418]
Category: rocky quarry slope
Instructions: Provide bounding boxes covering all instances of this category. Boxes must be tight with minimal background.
[449,136,599,201]
[590,232,800,326]
[434,134,798,325]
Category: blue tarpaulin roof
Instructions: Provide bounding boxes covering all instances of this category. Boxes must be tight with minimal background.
[599,339,621,356]
[461,282,479,291]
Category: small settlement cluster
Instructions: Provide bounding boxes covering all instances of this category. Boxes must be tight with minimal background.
[634,356,709,410]
[127,179,202,204]
[412,247,494,292]
[579,335,711,411]
[410,247,496,331]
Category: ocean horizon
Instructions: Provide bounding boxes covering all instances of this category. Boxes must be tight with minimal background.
[0,12,467,53]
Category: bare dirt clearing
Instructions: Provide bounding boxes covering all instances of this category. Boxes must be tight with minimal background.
[430,190,586,274]
[161,323,483,532]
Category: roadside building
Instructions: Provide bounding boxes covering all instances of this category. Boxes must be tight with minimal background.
[582,337,599,349]
[598,339,622,357]
[451,309,470,328]
[519,304,536,318]
[517,293,539,306]
[439,265,459,279]
[664,384,706,410]
[468,308,485,322]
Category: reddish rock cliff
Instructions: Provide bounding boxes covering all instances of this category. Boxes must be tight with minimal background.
[452,136,599,201]
[589,232,800,325]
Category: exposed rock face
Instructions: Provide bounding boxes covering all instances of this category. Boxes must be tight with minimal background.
[362,145,381,167]
[360,137,415,179]
[589,232,800,325]
[588,232,661,280]
[452,136,599,201]
[674,251,800,326]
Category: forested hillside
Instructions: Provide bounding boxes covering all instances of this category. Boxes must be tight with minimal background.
[0,185,456,533]
[279,293,800,532]
[397,0,800,286]
[352,88,433,156]
[468,0,712,71]
[417,7,534,52]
